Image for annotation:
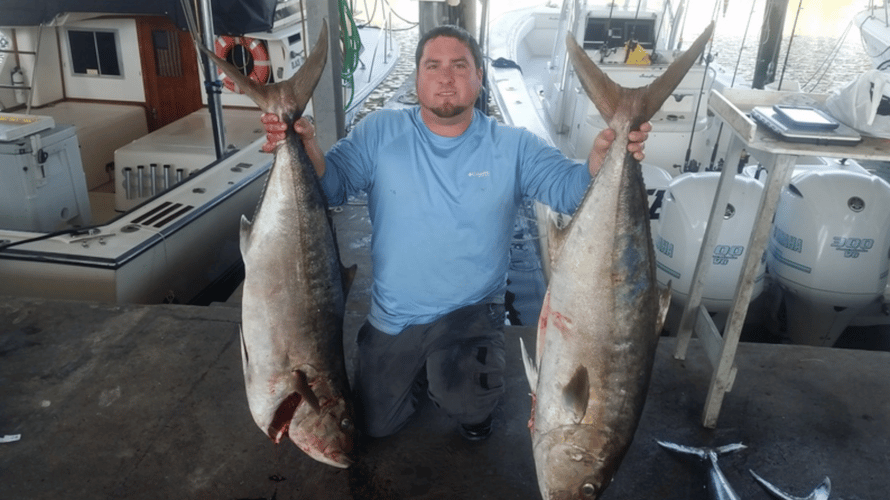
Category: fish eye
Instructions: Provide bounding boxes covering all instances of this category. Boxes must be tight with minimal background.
[580,483,597,498]
[340,418,353,431]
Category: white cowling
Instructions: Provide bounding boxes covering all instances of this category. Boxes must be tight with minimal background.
[654,171,766,312]
[767,168,890,346]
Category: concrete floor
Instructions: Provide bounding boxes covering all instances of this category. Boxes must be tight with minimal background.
[2,205,889,499]
[2,294,889,499]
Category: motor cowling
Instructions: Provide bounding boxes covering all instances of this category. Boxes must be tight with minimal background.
[655,171,765,312]
[767,168,890,345]
[642,163,673,238]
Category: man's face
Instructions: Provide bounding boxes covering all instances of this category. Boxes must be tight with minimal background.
[416,36,483,120]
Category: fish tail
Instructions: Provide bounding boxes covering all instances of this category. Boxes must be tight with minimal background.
[657,440,746,460]
[566,21,715,128]
[197,20,329,121]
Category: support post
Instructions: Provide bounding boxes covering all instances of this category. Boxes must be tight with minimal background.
[752,0,789,89]
[307,0,346,150]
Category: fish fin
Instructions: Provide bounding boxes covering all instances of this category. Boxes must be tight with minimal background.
[655,281,672,337]
[750,469,830,500]
[284,19,329,118]
[519,337,538,392]
[265,369,325,442]
[239,215,253,255]
[811,477,831,500]
[657,440,708,460]
[750,469,801,500]
[641,22,714,121]
[565,33,621,122]
[197,20,329,120]
[341,264,358,299]
[295,369,322,413]
[197,43,270,109]
[563,366,590,423]
[239,325,249,366]
[567,21,714,127]
[547,218,570,271]
[658,440,745,460]
[811,476,831,500]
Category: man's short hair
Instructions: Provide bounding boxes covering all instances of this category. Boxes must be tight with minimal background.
[414,25,483,70]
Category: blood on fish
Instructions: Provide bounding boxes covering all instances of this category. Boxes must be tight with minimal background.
[538,295,550,331]
[267,392,303,443]
[550,310,572,335]
[528,392,537,432]
[299,432,328,455]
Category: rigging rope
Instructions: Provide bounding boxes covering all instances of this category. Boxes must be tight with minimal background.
[801,19,854,92]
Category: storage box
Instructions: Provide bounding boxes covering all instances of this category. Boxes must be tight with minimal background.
[0,123,92,232]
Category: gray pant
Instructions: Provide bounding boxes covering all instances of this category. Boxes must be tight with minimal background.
[354,302,507,437]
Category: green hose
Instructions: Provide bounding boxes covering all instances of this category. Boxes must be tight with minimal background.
[339,0,363,111]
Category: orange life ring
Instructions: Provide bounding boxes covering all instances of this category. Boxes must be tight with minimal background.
[213,36,271,93]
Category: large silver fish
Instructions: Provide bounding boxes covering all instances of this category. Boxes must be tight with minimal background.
[200,21,357,468]
[520,23,714,499]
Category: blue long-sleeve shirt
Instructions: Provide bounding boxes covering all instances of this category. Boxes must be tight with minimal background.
[322,107,590,334]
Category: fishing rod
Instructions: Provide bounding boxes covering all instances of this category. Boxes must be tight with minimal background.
[777,0,804,91]
[652,1,669,53]
[601,0,616,54]
[631,0,643,41]
[682,0,721,172]
[706,0,760,171]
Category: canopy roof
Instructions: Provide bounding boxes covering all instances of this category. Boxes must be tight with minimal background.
[0,0,278,35]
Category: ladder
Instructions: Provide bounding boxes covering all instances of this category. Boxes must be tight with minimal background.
[0,25,43,114]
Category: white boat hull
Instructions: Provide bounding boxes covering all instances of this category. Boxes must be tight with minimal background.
[856,5,890,71]
[0,5,399,305]
[0,140,271,304]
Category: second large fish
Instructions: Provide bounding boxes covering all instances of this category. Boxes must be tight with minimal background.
[521,23,715,499]
[201,21,357,468]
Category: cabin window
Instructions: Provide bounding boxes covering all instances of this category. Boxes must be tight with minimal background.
[583,18,656,51]
[67,30,122,77]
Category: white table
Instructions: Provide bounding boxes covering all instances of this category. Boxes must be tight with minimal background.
[674,88,890,428]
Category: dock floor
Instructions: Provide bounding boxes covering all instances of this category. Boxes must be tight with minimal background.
[2,290,888,498]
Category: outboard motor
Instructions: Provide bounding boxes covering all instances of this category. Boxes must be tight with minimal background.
[767,169,890,346]
[642,163,673,237]
[655,172,765,313]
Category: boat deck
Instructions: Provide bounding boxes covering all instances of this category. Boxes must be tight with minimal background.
[30,102,265,223]
[1,202,888,499]
[31,101,149,223]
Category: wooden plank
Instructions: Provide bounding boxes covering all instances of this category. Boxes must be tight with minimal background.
[708,90,757,143]
[694,305,722,369]
[701,152,797,428]
[673,135,745,359]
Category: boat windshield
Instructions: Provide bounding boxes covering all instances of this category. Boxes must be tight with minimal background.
[577,0,684,53]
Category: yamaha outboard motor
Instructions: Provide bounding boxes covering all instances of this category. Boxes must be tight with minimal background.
[767,168,890,346]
